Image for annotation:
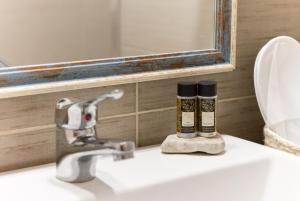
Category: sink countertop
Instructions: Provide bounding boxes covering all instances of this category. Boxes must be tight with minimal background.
[0,135,299,201]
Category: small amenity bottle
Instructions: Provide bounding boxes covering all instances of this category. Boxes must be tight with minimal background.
[176,82,197,138]
[198,80,217,137]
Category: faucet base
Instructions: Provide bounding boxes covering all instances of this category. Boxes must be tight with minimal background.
[56,154,97,183]
[56,175,96,183]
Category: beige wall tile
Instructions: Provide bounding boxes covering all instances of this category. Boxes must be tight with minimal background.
[138,109,176,147]
[0,83,135,132]
[138,71,254,111]
[0,127,55,172]
[138,97,264,147]
[0,115,136,172]
[98,115,136,142]
[218,98,264,143]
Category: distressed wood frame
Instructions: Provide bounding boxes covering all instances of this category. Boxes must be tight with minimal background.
[0,0,237,99]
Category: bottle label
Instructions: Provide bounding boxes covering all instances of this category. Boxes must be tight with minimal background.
[177,98,196,133]
[182,112,194,127]
[201,112,214,127]
[198,98,216,133]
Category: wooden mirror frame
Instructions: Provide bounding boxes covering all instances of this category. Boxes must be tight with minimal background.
[0,0,236,98]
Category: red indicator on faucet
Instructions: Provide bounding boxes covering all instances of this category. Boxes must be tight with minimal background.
[84,113,92,121]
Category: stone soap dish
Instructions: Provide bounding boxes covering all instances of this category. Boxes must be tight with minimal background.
[161,134,225,155]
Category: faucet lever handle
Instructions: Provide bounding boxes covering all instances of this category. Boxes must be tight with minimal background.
[55,89,124,130]
[89,89,124,106]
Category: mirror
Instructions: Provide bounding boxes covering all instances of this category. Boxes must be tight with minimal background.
[0,0,216,66]
[0,0,235,90]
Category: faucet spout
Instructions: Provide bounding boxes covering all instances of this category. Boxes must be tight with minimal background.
[82,139,135,161]
[56,138,135,183]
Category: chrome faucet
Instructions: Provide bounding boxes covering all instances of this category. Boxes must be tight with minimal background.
[55,89,135,183]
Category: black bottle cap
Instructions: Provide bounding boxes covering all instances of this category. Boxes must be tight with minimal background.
[198,80,217,97]
[177,81,197,97]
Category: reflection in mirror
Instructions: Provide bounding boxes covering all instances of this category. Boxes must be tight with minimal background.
[0,0,216,67]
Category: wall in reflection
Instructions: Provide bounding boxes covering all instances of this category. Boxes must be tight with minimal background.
[120,0,215,56]
[0,0,215,67]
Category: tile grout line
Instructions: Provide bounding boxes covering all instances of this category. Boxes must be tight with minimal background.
[0,112,138,137]
[136,95,257,115]
[218,95,256,103]
[0,124,55,136]
[138,106,176,115]
[99,113,136,120]
[135,83,139,147]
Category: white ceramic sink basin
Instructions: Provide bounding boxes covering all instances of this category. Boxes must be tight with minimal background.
[1,135,300,201]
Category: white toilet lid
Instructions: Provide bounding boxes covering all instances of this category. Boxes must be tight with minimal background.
[254,36,300,143]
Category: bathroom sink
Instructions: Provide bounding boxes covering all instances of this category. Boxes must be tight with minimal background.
[1,135,300,201]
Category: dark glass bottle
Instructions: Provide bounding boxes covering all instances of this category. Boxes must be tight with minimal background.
[198,81,217,137]
[176,82,197,138]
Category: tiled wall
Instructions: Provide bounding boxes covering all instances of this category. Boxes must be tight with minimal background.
[1,0,300,172]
